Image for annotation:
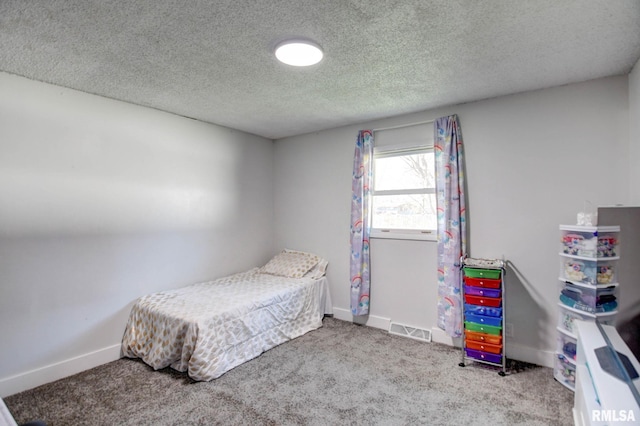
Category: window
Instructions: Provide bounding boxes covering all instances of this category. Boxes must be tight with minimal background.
[371,144,436,240]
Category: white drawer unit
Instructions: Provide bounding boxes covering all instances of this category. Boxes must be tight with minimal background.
[573,321,640,426]
[556,225,621,392]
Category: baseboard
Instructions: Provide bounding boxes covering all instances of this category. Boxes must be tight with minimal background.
[0,344,122,398]
[430,327,462,347]
[506,341,555,368]
[331,310,555,368]
[332,308,391,330]
[431,326,554,368]
[331,307,351,322]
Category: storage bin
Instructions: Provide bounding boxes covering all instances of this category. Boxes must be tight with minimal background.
[465,330,502,345]
[465,321,501,335]
[559,256,618,285]
[465,312,502,327]
[558,281,618,314]
[597,235,619,258]
[464,303,502,318]
[554,353,576,388]
[464,276,501,289]
[465,348,502,364]
[559,226,620,258]
[556,329,577,361]
[556,304,615,336]
[464,294,501,307]
[557,305,595,335]
[463,285,501,298]
[465,339,502,354]
[463,268,501,279]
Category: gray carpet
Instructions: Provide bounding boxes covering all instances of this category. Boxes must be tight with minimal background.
[5,318,574,425]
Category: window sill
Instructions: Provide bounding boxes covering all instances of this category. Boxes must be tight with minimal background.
[370,230,437,242]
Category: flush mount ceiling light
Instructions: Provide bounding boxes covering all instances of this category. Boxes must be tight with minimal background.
[275,40,323,66]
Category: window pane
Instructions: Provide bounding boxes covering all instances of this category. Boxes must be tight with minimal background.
[372,194,437,230]
[374,152,435,191]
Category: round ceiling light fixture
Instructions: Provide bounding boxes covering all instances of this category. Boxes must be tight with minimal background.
[275,40,323,66]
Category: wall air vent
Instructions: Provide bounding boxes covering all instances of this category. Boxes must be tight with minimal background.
[388,322,432,343]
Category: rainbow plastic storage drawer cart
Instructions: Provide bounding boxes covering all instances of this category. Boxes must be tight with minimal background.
[459,257,507,376]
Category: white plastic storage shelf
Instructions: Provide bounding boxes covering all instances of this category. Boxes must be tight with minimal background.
[555,225,621,392]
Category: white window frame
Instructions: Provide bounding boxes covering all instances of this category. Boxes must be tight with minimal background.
[370,143,437,241]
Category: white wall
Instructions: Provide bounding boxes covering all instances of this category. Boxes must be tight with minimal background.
[274,75,630,366]
[0,73,275,397]
[598,207,640,325]
[1,70,633,396]
[630,57,640,204]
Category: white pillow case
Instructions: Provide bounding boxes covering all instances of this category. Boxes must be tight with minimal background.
[284,249,328,279]
[260,250,319,278]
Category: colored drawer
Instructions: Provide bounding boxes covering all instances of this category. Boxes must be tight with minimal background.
[465,348,502,364]
[465,313,502,327]
[465,339,502,354]
[463,268,501,279]
[464,294,502,307]
[465,330,502,345]
[464,276,501,289]
[464,303,502,318]
[465,321,502,335]
[463,285,501,298]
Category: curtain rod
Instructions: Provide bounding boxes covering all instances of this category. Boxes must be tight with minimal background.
[372,119,434,133]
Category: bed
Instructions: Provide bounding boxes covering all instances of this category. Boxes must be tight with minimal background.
[121,250,331,381]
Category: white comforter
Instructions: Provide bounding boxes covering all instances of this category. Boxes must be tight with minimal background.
[121,268,326,381]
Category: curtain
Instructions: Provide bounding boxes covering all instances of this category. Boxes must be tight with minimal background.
[435,115,467,337]
[350,130,373,316]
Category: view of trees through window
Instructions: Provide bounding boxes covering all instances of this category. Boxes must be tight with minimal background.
[372,149,436,231]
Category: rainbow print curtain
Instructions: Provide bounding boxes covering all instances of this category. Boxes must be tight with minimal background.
[435,115,467,337]
[349,130,373,316]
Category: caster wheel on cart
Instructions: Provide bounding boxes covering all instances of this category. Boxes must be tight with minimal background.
[458,362,465,367]
[498,371,506,377]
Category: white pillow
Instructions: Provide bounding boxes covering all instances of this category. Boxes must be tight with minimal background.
[304,258,328,279]
[260,250,319,278]
[284,249,328,278]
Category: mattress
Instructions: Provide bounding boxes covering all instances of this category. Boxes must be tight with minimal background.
[121,268,329,381]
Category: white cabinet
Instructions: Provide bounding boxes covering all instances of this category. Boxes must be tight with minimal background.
[573,321,640,425]
[556,225,621,391]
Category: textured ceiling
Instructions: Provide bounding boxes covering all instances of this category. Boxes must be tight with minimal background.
[1,1,639,139]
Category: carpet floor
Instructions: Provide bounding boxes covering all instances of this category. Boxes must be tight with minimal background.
[5,318,574,425]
